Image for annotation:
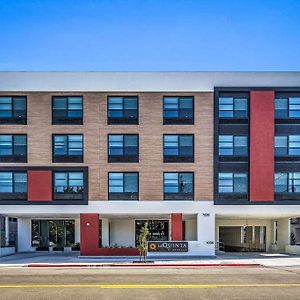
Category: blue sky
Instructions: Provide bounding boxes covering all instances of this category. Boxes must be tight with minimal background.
[0,0,300,71]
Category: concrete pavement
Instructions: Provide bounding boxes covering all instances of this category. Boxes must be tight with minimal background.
[1,252,300,268]
[0,265,299,299]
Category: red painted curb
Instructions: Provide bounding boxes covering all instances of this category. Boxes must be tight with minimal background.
[27,263,260,268]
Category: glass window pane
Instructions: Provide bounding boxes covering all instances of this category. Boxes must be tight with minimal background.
[234,136,248,156]
[14,135,27,155]
[164,173,178,193]
[109,135,123,155]
[234,174,247,193]
[180,173,193,192]
[164,135,179,156]
[0,172,13,192]
[53,98,67,109]
[275,98,288,118]
[13,97,26,110]
[179,136,193,156]
[179,98,193,109]
[234,99,248,117]
[218,173,233,193]
[219,135,233,156]
[14,173,27,192]
[54,136,68,155]
[275,136,288,156]
[275,173,288,192]
[289,135,300,155]
[54,173,68,192]
[109,173,123,192]
[124,173,138,192]
[68,135,83,155]
[0,135,12,155]
[124,98,137,109]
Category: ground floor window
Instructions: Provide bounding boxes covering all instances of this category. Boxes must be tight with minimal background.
[31,220,74,250]
[135,220,169,246]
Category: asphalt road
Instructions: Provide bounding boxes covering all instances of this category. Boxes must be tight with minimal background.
[0,266,299,300]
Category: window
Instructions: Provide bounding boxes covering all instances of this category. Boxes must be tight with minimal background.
[54,172,84,200]
[0,172,27,193]
[219,97,248,118]
[163,135,194,162]
[275,173,300,193]
[108,134,138,162]
[52,97,83,124]
[164,172,194,200]
[108,172,139,200]
[107,97,138,124]
[135,220,169,246]
[53,135,83,162]
[218,173,248,193]
[275,135,300,156]
[0,135,27,162]
[219,135,248,156]
[0,97,26,124]
[275,97,300,118]
[163,97,194,124]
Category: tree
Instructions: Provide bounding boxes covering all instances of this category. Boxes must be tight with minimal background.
[138,222,149,262]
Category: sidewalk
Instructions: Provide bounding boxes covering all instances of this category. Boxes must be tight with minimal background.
[1,252,300,268]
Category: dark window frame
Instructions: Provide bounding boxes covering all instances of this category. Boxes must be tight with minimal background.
[218,134,248,157]
[275,135,300,157]
[163,134,194,162]
[107,96,139,125]
[0,134,27,162]
[52,134,84,163]
[218,96,249,119]
[218,172,248,194]
[0,171,28,201]
[52,96,83,125]
[53,171,85,201]
[163,171,194,200]
[163,96,194,125]
[107,134,139,163]
[0,171,28,193]
[0,96,27,125]
[108,172,139,200]
[275,96,300,119]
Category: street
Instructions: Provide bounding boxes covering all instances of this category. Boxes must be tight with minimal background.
[0,266,299,300]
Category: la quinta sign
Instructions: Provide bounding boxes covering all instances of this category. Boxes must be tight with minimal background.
[148,241,188,252]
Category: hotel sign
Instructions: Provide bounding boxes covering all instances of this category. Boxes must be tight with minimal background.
[148,241,188,252]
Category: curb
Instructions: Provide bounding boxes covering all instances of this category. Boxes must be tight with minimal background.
[26,263,261,268]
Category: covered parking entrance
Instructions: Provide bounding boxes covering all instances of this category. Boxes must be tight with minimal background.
[219,226,266,252]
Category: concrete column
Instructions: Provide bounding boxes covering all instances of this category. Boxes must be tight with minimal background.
[74,218,80,244]
[101,218,109,247]
[197,212,215,256]
[17,218,33,252]
[5,216,9,247]
[277,218,291,252]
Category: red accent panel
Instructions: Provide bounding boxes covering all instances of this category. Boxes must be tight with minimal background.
[250,91,275,202]
[80,214,100,255]
[28,170,52,201]
[171,213,183,241]
[80,214,139,256]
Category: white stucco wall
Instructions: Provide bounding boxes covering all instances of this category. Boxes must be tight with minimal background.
[17,218,34,252]
[277,218,291,252]
[110,219,135,247]
[185,218,197,241]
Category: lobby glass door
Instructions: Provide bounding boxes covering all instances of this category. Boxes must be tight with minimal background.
[32,220,75,249]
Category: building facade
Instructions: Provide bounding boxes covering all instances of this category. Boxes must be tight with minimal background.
[0,72,300,256]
